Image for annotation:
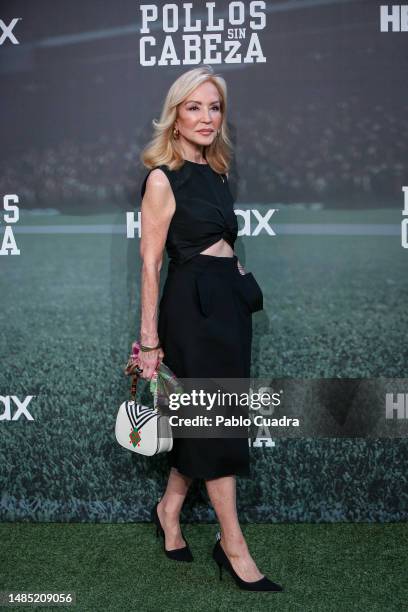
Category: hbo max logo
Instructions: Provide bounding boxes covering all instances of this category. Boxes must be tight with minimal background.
[380,5,408,31]
[0,18,21,45]
[0,396,34,421]
[385,393,408,419]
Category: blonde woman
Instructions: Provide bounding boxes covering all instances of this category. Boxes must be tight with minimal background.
[136,65,283,593]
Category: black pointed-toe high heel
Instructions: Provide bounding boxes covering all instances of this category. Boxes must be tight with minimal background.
[151,499,193,562]
[212,532,283,592]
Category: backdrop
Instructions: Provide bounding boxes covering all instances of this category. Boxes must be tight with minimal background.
[1,0,407,523]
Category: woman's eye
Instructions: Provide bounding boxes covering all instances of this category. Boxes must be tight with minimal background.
[188,106,221,111]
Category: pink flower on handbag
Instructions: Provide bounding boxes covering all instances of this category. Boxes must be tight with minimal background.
[124,340,142,376]
[132,341,141,358]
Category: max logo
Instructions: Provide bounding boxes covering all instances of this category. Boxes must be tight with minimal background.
[236,209,277,236]
[126,208,277,238]
[385,393,408,419]
[380,5,408,32]
[0,396,34,421]
[0,18,21,45]
[402,186,408,249]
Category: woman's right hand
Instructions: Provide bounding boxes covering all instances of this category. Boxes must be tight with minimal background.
[136,346,164,380]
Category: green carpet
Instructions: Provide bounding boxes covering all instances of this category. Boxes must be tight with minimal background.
[0,523,406,611]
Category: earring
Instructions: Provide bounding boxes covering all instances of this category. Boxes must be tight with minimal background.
[173,127,179,139]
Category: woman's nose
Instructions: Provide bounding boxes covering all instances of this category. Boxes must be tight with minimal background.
[201,109,212,122]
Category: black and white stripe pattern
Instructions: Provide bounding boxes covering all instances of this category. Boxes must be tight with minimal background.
[125,401,158,432]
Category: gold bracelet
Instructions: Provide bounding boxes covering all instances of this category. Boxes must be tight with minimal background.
[140,342,161,351]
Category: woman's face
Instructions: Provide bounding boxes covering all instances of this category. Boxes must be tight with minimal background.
[175,81,223,156]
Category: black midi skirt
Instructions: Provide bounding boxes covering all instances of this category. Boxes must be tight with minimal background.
[157,253,263,480]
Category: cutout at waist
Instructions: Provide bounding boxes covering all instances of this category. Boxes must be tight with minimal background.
[199,237,234,258]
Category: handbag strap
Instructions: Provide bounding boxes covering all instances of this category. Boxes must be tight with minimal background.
[124,356,159,405]
[130,373,139,401]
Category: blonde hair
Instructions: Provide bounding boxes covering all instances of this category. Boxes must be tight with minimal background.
[140,65,232,174]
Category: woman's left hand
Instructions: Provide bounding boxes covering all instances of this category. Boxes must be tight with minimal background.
[237,259,246,275]
[135,346,165,380]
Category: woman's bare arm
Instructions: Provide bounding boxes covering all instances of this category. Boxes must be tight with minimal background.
[138,169,176,377]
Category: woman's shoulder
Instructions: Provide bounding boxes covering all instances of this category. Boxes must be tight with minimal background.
[140,163,191,199]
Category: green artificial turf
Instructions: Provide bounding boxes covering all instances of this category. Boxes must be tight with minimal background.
[0,523,406,611]
[1,218,408,523]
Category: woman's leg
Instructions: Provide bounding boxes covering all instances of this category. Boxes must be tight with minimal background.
[157,466,193,550]
[205,475,264,581]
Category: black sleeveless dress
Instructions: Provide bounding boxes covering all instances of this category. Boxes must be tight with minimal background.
[140,160,264,480]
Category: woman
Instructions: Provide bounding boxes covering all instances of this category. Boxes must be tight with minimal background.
[135,65,283,593]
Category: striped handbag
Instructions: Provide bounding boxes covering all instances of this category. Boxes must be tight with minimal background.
[115,343,183,456]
